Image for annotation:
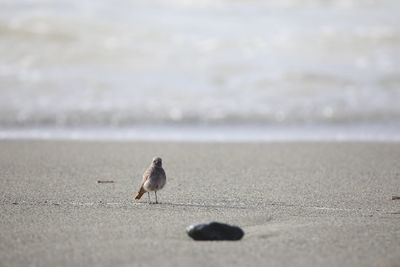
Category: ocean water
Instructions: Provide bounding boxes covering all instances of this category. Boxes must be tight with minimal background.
[0,0,399,140]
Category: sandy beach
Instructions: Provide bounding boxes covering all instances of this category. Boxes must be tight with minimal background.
[0,140,399,267]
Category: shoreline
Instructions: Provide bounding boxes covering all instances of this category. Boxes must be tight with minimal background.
[1,122,400,142]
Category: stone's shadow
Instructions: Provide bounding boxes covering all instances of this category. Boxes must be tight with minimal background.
[255,233,277,239]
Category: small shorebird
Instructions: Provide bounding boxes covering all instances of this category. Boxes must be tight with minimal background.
[135,157,166,204]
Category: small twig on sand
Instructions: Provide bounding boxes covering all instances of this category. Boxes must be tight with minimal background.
[97,180,115,184]
[392,196,400,200]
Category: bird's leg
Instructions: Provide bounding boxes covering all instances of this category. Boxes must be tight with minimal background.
[155,191,158,204]
[147,192,151,204]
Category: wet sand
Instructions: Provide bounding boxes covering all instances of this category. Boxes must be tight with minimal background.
[0,140,399,267]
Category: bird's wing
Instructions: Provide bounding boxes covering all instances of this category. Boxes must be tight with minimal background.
[139,167,151,188]
[134,167,151,200]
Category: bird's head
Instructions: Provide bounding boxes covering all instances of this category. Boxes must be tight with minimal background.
[152,157,162,167]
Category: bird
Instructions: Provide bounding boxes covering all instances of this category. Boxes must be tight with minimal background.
[135,157,166,204]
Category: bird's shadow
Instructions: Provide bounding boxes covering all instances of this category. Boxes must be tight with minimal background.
[136,201,250,210]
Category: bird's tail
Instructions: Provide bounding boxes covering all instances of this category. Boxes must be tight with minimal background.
[135,187,146,200]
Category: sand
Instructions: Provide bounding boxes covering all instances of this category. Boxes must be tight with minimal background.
[0,140,399,267]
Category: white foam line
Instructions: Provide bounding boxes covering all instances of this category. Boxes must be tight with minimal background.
[1,124,400,142]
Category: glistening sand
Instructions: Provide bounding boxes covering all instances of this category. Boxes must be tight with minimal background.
[0,141,399,267]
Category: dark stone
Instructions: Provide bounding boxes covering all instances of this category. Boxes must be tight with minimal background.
[186,222,244,241]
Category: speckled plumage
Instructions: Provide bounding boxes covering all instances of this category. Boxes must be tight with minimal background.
[135,157,166,204]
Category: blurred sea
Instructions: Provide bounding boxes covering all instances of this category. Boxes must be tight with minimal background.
[0,0,399,141]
